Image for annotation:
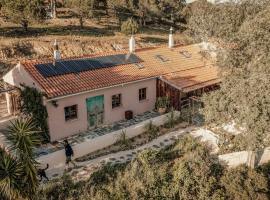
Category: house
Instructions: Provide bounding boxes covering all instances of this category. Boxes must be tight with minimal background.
[3,31,220,141]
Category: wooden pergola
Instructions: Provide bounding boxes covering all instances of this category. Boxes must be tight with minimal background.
[0,80,20,116]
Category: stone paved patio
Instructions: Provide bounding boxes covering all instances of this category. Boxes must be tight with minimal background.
[34,111,160,157]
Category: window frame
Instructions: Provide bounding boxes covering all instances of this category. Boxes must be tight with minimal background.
[139,88,147,101]
[64,104,78,121]
[112,94,122,109]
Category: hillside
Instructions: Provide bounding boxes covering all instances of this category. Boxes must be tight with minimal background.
[0,17,192,76]
[38,136,270,200]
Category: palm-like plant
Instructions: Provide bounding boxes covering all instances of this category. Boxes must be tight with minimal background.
[0,147,24,200]
[6,117,41,158]
[0,117,42,200]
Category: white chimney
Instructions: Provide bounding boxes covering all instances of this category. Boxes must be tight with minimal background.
[129,35,135,53]
[169,27,174,48]
[53,39,61,60]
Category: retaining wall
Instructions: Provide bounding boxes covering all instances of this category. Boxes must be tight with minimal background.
[219,148,270,168]
[37,111,180,168]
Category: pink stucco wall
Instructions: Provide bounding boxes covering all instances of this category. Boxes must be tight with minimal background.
[46,79,157,141]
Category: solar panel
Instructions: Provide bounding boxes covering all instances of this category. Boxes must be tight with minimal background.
[35,53,142,78]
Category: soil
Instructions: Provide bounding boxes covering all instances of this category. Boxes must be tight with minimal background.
[0,17,193,77]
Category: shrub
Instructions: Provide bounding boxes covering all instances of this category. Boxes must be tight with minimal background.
[116,130,131,150]
[121,18,139,35]
[144,121,159,141]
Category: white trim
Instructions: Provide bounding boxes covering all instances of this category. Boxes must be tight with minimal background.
[46,77,158,102]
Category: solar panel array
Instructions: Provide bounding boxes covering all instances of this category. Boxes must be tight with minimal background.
[35,54,142,78]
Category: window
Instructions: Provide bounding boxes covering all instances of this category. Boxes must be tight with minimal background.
[139,88,147,101]
[64,105,78,121]
[112,94,121,108]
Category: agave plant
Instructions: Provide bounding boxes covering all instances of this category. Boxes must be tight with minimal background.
[0,146,24,200]
[6,117,41,158]
[0,117,42,199]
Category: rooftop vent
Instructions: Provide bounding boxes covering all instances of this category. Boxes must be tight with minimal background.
[155,55,170,62]
[180,50,192,58]
[134,63,144,69]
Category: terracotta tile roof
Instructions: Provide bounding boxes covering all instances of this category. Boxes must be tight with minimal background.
[160,66,221,92]
[21,44,220,99]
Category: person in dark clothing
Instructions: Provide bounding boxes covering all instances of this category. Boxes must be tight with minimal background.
[37,164,49,181]
[64,139,76,169]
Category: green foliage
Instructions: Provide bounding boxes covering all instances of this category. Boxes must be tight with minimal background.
[221,165,269,200]
[121,18,139,35]
[37,136,270,199]
[0,147,24,200]
[187,0,270,149]
[165,108,176,128]
[2,0,46,31]
[20,86,49,142]
[156,96,170,109]
[0,118,42,200]
[6,118,41,158]
[37,174,85,200]
[116,130,131,150]
[66,0,94,28]
[144,120,159,141]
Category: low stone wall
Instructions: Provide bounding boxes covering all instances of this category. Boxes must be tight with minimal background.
[258,147,270,165]
[37,111,180,168]
[219,148,270,168]
[218,151,250,168]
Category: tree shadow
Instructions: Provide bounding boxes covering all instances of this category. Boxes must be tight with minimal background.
[0,25,115,38]
[140,37,168,44]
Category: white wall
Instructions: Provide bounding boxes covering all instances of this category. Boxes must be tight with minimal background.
[3,63,41,90]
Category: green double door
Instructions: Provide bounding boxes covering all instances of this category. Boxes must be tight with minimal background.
[86,95,104,128]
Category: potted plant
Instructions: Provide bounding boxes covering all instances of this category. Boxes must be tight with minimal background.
[156,96,169,114]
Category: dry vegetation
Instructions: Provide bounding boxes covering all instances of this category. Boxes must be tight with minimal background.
[0,17,192,76]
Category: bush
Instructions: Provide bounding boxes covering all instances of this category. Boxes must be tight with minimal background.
[144,121,159,141]
[38,137,270,200]
[121,18,139,35]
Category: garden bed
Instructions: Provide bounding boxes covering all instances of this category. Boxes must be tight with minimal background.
[75,121,189,162]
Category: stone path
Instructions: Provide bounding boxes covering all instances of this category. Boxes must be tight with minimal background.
[46,126,196,181]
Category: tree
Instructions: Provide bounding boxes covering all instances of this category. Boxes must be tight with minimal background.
[121,18,139,35]
[51,0,57,19]
[0,118,41,200]
[200,0,270,149]
[2,0,46,32]
[66,0,94,28]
